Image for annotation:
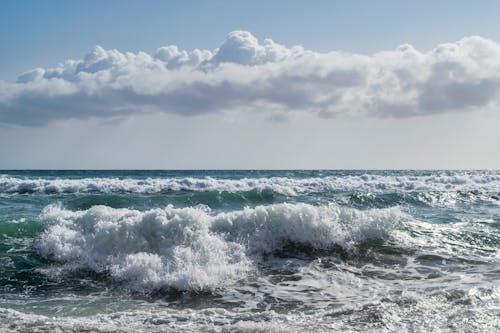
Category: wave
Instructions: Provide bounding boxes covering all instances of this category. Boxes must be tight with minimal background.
[36,203,403,291]
[2,172,500,195]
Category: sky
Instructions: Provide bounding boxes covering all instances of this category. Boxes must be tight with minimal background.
[1,0,500,169]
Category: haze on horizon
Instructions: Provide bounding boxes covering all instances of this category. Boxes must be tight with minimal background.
[1,0,500,169]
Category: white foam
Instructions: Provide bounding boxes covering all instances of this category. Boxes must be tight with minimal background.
[37,204,250,291]
[36,203,403,291]
[2,172,500,195]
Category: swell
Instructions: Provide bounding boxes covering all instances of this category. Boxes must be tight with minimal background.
[346,190,500,208]
[57,189,281,211]
[0,219,41,238]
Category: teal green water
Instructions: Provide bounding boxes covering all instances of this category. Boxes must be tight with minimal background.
[0,170,499,332]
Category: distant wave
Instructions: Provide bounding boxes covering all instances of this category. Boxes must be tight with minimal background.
[36,203,402,291]
[2,172,500,195]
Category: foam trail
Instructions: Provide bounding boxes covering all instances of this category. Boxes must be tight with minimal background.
[2,285,499,333]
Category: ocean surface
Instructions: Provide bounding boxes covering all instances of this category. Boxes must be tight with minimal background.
[0,170,499,332]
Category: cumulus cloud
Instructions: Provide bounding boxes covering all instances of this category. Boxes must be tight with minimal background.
[1,30,500,126]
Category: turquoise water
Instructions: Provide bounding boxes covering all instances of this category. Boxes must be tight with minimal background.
[0,170,499,332]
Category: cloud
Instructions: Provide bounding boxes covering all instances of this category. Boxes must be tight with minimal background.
[1,30,500,126]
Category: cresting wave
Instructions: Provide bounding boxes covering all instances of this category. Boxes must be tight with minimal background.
[36,203,403,291]
[2,172,500,195]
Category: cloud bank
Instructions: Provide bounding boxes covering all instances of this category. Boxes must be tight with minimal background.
[1,31,500,126]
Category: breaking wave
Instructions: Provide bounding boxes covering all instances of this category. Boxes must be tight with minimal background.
[36,203,403,291]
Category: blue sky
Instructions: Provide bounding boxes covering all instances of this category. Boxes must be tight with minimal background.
[2,0,500,80]
[1,1,500,168]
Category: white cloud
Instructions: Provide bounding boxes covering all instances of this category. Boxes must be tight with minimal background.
[1,30,500,126]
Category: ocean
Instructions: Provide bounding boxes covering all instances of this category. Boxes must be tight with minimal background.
[0,170,498,332]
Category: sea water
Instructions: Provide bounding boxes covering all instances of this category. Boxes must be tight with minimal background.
[0,170,498,332]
